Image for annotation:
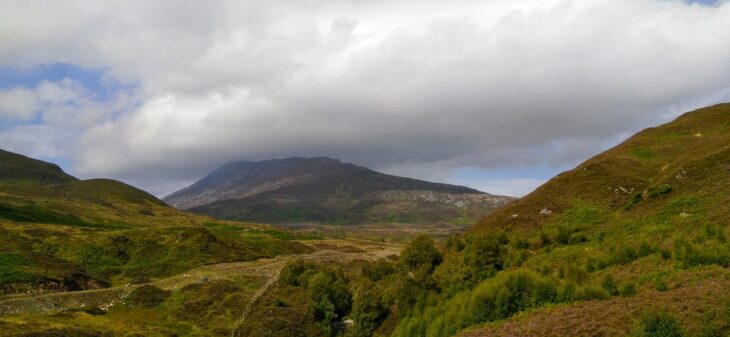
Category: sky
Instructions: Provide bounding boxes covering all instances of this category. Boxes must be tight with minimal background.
[1,0,730,198]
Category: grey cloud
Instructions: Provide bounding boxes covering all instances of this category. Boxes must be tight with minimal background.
[1,0,730,196]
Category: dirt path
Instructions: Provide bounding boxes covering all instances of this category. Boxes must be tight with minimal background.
[0,239,400,317]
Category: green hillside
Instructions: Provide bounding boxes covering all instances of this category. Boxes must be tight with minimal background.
[474,102,730,234]
[0,149,76,185]
[0,149,311,296]
[385,103,730,337]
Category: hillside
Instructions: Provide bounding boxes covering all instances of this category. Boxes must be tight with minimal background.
[0,149,77,185]
[385,103,730,337]
[474,102,730,233]
[164,157,514,225]
[0,149,311,298]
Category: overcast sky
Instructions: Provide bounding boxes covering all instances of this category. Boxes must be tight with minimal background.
[1,0,730,197]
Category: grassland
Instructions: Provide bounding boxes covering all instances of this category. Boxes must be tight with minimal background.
[0,239,401,336]
[0,149,314,298]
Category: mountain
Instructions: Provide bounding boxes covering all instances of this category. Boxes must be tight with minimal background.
[164,157,515,225]
[0,149,309,297]
[387,103,730,337]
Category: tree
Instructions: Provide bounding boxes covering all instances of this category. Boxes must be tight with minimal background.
[349,282,389,337]
[401,234,442,273]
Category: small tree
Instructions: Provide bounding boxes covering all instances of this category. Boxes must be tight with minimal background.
[349,283,389,337]
[400,234,442,273]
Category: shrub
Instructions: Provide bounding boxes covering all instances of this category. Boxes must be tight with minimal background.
[308,271,352,321]
[625,193,643,210]
[631,310,685,337]
[463,235,503,274]
[658,184,673,196]
[655,278,668,292]
[673,238,730,268]
[468,270,557,323]
[601,274,619,296]
[401,235,442,273]
[515,238,530,249]
[446,236,465,252]
[556,226,571,245]
[648,184,673,198]
[281,259,317,286]
[362,258,396,282]
[620,282,636,297]
[124,285,170,307]
[349,283,389,337]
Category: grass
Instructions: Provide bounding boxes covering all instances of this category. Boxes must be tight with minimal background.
[0,151,316,294]
[629,148,659,161]
[0,253,32,285]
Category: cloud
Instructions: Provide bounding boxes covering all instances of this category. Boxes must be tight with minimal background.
[1,0,730,196]
[466,178,548,198]
[0,124,71,159]
[0,88,36,120]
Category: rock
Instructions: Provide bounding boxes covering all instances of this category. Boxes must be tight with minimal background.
[539,208,552,215]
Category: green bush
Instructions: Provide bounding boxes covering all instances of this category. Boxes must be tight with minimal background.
[601,274,618,296]
[281,259,318,286]
[401,235,442,273]
[625,193,643,210]
[124,285,170,307]
[658,184,673,196]
[463,235,503,280]
[620,282,636,297]
[361,258,396,282]
[673,238,730,268]
[631,310,686,337]
[393,270,565,337]
[349,283,389,337]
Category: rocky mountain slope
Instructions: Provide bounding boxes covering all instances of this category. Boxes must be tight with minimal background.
[164,157,515,225]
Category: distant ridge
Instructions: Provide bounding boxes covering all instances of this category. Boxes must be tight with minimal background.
[164,157,515,225]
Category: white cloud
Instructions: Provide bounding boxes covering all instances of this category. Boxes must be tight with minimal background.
[0,124,71,159]
[1,0,729,195]
[0,88,36,120]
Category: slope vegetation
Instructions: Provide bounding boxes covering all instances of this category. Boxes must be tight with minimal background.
[386,103,730,337]
[0,149,311,297]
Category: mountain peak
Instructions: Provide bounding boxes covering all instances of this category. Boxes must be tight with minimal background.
[164,157,513,224]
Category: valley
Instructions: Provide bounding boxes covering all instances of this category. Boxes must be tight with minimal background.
[0,239,400,336]
[0,104,728,337]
